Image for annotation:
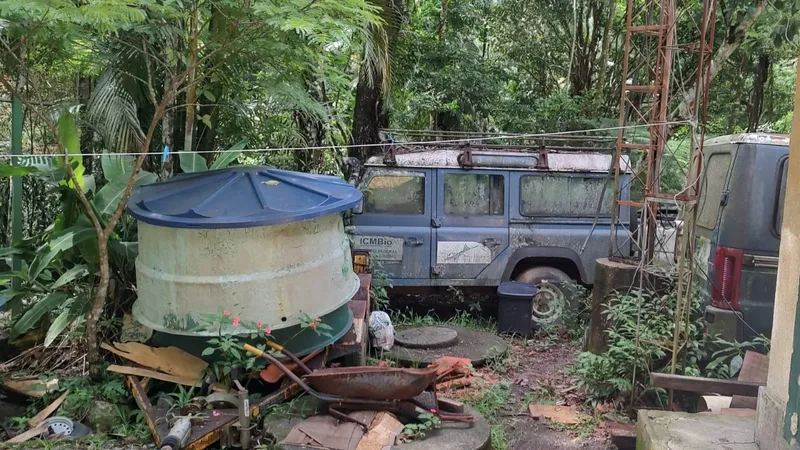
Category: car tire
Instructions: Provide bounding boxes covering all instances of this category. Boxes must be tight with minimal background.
[514,266,573,326]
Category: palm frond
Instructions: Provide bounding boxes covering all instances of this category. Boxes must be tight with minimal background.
[86,69,145,154]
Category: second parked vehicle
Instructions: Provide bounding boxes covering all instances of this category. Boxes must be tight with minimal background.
[694,133,789,342]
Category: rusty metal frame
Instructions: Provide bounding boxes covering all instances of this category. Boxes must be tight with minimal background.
[609,0,716,268]
[127,375,301,450]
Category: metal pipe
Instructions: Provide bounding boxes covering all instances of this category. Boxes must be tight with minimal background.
[265,341,312,375]
[234,380,250,449]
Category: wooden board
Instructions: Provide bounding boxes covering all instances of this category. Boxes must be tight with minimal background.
[650,373,763,397]
[28,391,69,428]
[738,351,769,383]
[107,365,200,387]
[730,395,758,409]
[102,342,207,381]
[2,378,59,398]
[356,412,404,450]
[4,423,47,444]
[529,404,587,425]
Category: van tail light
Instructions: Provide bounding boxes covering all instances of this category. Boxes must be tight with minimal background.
[711,246,743,310]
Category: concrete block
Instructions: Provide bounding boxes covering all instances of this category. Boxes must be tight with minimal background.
[587,258,638,354]
[636,409,758,450]
[756,386,793,450]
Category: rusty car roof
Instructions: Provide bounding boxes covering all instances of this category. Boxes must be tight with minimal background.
[704,133,790,147]
[365,149,630,173]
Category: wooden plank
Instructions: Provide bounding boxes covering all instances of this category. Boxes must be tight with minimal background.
[730,395,758,409]
[4,423,47,444]
[2,378,59,398]
[651,373,763,397]
[529,404,587,425]
[738,351,769,384]
[28,391,69,428]
[108,365,200,387]
[102,342,207,381]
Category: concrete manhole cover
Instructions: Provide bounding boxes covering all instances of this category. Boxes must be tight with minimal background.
[395,326,459,349]
[382,326,508,367]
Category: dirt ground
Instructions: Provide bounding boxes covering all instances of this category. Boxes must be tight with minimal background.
[444,336,620,450]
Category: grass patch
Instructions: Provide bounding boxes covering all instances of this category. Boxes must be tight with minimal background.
[549,416,599,440]
[464,381,510,450]
[523,385,557,406]
[391,309,496,333]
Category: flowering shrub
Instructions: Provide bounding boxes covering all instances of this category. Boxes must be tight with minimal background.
[198,308,333,385]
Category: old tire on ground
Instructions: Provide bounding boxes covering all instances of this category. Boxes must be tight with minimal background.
[514,266,573,326]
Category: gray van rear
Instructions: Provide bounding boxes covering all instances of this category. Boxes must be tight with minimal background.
[695,133,788,342]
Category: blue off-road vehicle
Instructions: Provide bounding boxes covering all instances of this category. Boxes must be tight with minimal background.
[347,145,632,322]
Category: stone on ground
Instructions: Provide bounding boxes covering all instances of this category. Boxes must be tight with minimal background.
[395,327,459,349]
[392,404,490,450]
[86,400,125,433]
[636,409,758,450]
[383,326,507,367]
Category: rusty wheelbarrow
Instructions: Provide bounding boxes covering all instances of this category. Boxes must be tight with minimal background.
[242,343,472,426]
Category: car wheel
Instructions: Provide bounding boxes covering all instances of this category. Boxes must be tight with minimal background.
[514,266,573,326]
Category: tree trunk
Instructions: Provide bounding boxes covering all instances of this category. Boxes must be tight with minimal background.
[351,0,404,160]
[747,54,769,131]
[595,0,616,91]
[161,76,175,180]
[350,65,384,160]
[184,4,199,154]
[438,0,448,43]
[675,0,767,120]
[195,5,227,156]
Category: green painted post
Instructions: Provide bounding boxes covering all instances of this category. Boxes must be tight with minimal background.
[9,95,23,315]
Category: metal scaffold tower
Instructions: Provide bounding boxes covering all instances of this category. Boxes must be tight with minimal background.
[609,0,718,391]
[609,0,717,268]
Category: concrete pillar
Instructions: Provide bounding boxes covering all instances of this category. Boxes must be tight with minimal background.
[587,258,638,354]
[756,60,800,450]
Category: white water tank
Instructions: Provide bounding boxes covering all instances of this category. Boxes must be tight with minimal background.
[127,166,362,338]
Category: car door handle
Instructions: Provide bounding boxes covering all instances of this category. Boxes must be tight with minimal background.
[482,238,500,248]
[405,237,423,246]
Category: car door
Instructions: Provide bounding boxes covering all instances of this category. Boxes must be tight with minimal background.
[432,169,510,279]
[349,168,433,282]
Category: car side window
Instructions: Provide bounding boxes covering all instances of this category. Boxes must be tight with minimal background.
[519,175,611,216]
[697,153,732,229]
[363,173,425,215]
[444,173,504,216]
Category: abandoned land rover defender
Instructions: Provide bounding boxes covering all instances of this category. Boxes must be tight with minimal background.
[347,145,632,319]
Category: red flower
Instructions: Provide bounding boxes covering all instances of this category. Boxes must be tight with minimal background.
[256,321,263,328]
[232,316,241,327]
[308,321,317,329]
[223,310,231,316]
[264,327,272,335]
[315,317,322,323]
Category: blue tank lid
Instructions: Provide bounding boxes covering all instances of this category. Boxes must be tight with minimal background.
[127,166,362,228]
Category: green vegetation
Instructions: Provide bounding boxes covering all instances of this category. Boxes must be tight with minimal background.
[391,308,497,333]
[466,381,511,450]
[569,286,771,407]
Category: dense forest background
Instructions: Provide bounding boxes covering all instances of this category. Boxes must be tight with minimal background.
[2,0,797,170]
